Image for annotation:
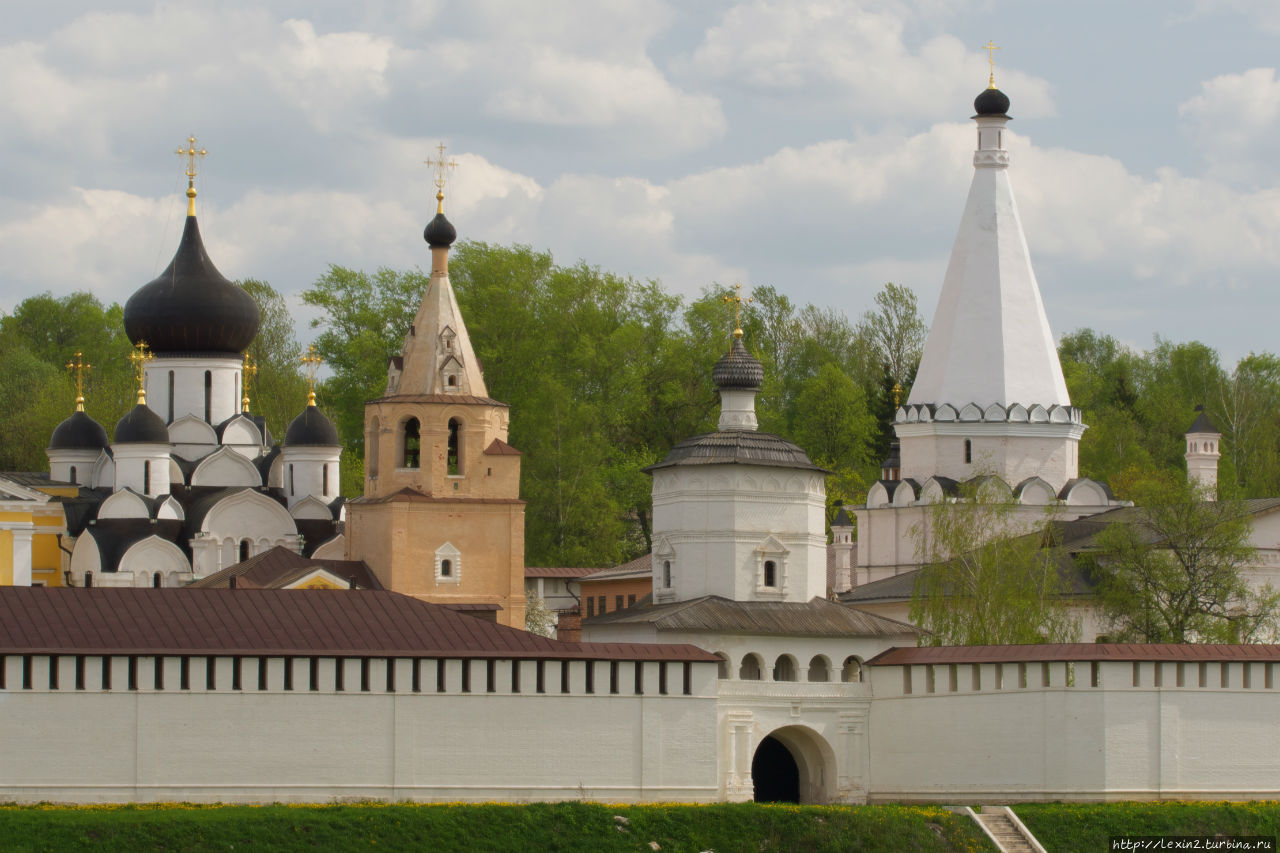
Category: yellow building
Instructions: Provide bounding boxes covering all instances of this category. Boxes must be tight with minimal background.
[0,474,77,587]
[345,186,527,628]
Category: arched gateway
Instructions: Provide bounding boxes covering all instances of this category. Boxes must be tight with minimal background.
[751,725,837,804]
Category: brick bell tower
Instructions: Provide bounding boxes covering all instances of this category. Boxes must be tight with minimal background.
[345,148,526,628]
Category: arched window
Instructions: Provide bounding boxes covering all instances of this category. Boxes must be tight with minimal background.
[289,463,295,496]
[69,466,77,483]
[143,460,151,494]
[807,655,830,682]
[322,464,329,496]
[841,656,863,683]
[773,655,797,682]
[368,416,380,478]
[152,572,162,589]
[204,370,212,422]
[440,559,452,577]
[763,560,777,588]
[239,541,250,562]
[447,418,462,475]
[663,560,672,588]
[167,371,175,423]
[964,439,972,464]
[402,418,421,468]
[739,654,762,681]
[84,572,93,588]
[447,375,457,387]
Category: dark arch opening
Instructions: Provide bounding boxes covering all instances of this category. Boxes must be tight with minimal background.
[447,418,462,475]
[204,370,212,422]
[403,418,421,469]
[752,735,799,803]
[239,540,250,562]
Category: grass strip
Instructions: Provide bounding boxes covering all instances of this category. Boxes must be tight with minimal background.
[1015,801,1280,852]
[0,802,994,853]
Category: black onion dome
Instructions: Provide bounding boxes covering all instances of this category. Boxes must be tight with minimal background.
[712,337,764,391]
[974,86,1011,117]
[424,212,457,248]
[645,430,825,473]
[114,404,170,444]
[123,215,260,354]
[285,404,340,446]
[49,410,110,451]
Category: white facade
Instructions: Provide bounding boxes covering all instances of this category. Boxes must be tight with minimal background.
[281,446,342,507]
[650,465,827,604]
[146,356,243,427]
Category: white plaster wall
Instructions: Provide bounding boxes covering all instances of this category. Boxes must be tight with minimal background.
[147,357,242,426]
[867,660,1280,802]
[281,447,341,507]
[651,466,827,603]
[111,444,171,497]
[0,655,720,804]
[897,423,1082,493]
[47,450,103,488]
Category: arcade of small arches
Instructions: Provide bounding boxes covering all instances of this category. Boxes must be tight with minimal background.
[394,415,466,474]
[865,471,1114,509]
[714,652,864,684]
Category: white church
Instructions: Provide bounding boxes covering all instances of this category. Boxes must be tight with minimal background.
[46,158,345,587]
[3,80,1280,810]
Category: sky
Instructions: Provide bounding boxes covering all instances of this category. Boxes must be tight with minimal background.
[3,0,1280,365]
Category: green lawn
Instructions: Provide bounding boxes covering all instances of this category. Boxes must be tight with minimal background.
[1014,802,1280,852]
[0,802,993,853]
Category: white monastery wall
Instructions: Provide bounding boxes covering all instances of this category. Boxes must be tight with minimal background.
[867,659,1280,803]
[0,653,720,804]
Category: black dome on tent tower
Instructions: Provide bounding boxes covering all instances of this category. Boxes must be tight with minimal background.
[974,86,1011,117]
[712,337,764,391]
[123,215,260,355]
[424,195,457,248]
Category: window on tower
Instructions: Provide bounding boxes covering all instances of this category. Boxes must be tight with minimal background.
[964,439,972,464]
[447,418,462,475]
[204,370,212,422]
[403,418,421,468]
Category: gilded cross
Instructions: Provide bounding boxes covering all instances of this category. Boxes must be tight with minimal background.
[176,135,208,215]
[721,283,752,340]
[128,342,153,404]
[892,382,903,409]
[241,353,258,414]
[425,142,458,213]
[981,40,1000,89]
[65,351,91,412]
[301,345,323,406]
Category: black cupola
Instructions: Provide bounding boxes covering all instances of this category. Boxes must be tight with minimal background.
[712,337,764,391]
[123,214,260,355]
[114,403,170,444]
[974,86,1011,117]
[285,403,340,447]
[49,411,110,451]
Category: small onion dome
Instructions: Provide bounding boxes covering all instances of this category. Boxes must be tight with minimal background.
[424,211,457,248]
[712,337,764,391]
[49,410,110,451]
[123,215,260,355]
[285,404,340,446]
[113,404,170,444]
[974,86,1011,117]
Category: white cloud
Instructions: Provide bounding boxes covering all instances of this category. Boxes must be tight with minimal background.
[683,0,1054,120]
[1179,67,1280,187]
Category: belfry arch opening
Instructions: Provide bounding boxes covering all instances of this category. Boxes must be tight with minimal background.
[751,725,836,805]
[447,417,462,475]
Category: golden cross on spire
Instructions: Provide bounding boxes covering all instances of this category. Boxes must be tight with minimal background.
[127,342,153,404]
[301,345,323,406]
[721,283,752,340]
[176,135,207,216]
[241,353,258,414]
[424,142,458,214]
[65,352,91,413]
[892,382,903,409]
[981,40,1000,89]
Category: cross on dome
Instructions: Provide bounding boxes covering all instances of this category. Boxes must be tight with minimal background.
[722,283,752,340]
[981,40,1000,89]
[65,351,91,412]
[128,342,152,404]
[242,353,257,414]
[176,135,208,216]
[301,345,323,406]
[425,142,458,214]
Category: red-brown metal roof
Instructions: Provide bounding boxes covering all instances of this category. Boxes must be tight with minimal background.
[0,588,718,662]
[525,566,599,579]
[868,643,1280,666]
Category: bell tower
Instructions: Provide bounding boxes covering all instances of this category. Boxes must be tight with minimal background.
[345,147,526,628]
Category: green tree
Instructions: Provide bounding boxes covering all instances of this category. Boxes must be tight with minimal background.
[1090,475,1279,643]
[856,282,927,392]
[910,481,1080,646]
[240,280,309,441]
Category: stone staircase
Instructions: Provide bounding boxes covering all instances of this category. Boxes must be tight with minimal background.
[965,806,1046,853]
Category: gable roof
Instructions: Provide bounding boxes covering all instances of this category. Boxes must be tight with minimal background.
[0,587,719,662]
[586,594,920,638]
[580,553,652,583]
[188,545,381,590]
